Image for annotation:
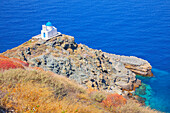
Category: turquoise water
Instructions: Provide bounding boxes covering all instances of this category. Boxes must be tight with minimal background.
[0,0,170,112]
[136,69,170,112]
[135,83,152,106]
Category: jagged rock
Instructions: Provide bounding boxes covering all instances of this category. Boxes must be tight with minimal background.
[25,47,31,55]
[115,81,133,90]
[19,51,27,61]
[1,34,154,93]
[107,86,123,95]
[104,52,153,76]
[69,74,81,84]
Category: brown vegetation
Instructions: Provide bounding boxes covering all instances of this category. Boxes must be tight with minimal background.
[0,69,108,113]
[0,68,160,113]
[0,62,160,113]
[117,99,159,113]
[0,82,106,113]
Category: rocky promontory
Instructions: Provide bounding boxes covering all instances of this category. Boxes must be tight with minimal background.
[1,34,153,96]
[104,53,153,77]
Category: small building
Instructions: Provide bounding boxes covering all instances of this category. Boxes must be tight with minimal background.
[32,21,61,40]
[41,21,61,40]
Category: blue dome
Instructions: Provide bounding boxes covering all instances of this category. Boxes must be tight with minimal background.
[46,21,52,26]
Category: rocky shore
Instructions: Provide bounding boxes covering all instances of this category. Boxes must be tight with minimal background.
[1,34,153,96]
[104,53,153,77]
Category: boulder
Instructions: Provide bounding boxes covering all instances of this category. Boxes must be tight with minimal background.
[115,81,133,91]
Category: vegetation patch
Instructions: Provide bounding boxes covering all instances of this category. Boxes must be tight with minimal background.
[0,58,24,71]
[102,93,127,111]
[0,55,29,71]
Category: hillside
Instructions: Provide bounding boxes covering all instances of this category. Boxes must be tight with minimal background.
[0,55,159,113]
[0,34,159,112]
[1,34,152,95]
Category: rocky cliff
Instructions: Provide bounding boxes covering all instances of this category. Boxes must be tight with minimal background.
[1,34,152,96]
[104,53,153,77]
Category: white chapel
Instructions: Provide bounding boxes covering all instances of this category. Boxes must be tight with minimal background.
[40,21,61,40]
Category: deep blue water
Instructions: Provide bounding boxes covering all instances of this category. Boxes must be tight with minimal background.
[0,0,170,112]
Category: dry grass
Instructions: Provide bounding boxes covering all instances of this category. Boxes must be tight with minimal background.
[0,69,108,113]
[0,68,85,96]
[90,91,106,102]
[87,88,106,103]
[117,99,160,113]
[0,82,106,113]
[0,67,161,113]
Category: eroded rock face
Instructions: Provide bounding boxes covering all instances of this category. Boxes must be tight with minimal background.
[1,34,152,95]
[104,53,153,77]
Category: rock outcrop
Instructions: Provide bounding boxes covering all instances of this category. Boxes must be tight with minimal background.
[104,53,153,77]
[1,34,152,95]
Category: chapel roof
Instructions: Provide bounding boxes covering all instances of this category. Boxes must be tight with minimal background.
[46,21,52,26]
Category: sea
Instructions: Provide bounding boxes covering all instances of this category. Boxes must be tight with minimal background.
[0,0,170,112]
